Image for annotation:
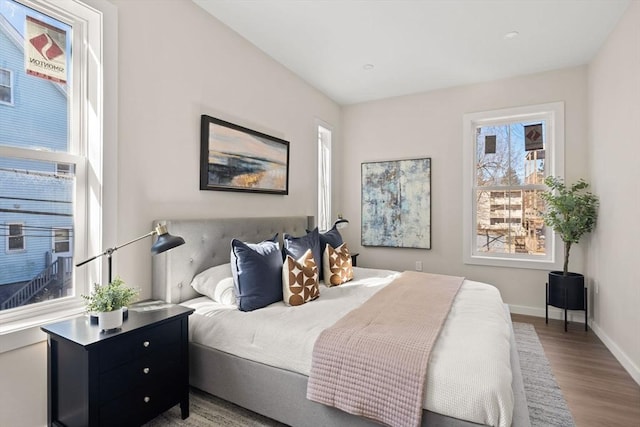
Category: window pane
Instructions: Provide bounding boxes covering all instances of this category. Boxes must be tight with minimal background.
[318,125,332,231]
[476,189,546,256]
[476,122,546,187]
[0,86,10,103]
[0,0,71,152]
[0,69,9,86]
[0,157,75,310]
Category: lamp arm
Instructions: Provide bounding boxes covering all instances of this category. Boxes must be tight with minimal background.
[110,230,157,253]
[75,230,156,267]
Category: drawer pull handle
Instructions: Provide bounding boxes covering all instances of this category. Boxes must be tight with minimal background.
[143,367,150,374]
[143,341,150,348]
[144,396,150,403]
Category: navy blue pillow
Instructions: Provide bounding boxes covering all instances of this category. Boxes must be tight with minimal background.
[284,228,322,279]
[319,224,343,254]
[230,234,282,312]
[307,225,344,278]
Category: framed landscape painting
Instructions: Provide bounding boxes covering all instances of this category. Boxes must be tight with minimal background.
[200,115,290,194]
[361,158,431,249]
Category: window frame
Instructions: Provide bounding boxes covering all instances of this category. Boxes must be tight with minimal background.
[0,68,13,105]
[462,102,565,270]
[0,0,115,346]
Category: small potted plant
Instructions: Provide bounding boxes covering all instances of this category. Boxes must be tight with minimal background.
[82,277,139,331]
[540,176,598,329]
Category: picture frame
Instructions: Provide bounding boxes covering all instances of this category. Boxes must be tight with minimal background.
[200,115,290,194]
[361,157,431,249]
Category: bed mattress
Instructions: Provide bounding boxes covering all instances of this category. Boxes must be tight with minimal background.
[183,267,514,427]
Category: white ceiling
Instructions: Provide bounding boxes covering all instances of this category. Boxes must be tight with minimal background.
[193,0,630,105]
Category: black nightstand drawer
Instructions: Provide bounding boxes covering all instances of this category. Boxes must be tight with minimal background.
[99,373,182,427]
[99,319,180,372]
[99,344,180,403]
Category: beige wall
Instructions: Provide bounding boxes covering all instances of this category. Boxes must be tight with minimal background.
[587,0,640,384]
[340,66,589,316]
[0,342,46,427]
[113,0,341,296]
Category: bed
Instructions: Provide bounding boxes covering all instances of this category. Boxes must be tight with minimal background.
[151,216,530,427]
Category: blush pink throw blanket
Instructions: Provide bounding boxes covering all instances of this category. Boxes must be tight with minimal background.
[306,271,464,427]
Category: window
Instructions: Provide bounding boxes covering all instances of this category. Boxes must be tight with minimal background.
[317,123,332,231]
[0,0,109,330]
[56,162,72,175]
[53,227,70,253]
[6,223,24,251]
[0,68,12,104]
[462,102,565,270]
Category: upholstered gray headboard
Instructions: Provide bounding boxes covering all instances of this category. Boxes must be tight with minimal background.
[152,216,314,304]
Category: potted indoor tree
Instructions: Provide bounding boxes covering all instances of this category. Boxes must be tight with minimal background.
[82,277,139,331]
[540,176,598,330]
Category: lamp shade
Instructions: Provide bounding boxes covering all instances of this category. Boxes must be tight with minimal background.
[334,218,349,230]
[151,226,185,255]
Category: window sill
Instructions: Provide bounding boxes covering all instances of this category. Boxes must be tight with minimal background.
[0,306,85,353]
[464,254,560,271]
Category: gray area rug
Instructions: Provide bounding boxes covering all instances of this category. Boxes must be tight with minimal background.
[145,322,574,426]
[512,322,575,427]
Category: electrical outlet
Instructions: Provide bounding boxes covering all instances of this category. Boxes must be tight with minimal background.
[415,261,423,271]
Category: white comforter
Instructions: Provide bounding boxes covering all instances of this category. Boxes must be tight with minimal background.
[184,267,514,427]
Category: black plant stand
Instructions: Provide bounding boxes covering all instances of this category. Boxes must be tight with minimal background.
[545,273,588,332]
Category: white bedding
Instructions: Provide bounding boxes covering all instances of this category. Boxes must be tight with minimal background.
[184,267,514,427]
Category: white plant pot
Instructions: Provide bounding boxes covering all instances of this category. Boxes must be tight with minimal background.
[98,308,123,331]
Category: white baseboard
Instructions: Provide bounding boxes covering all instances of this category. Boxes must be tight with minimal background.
[589,319,640,386]
[508,304,586,323]
[508,304,640,387]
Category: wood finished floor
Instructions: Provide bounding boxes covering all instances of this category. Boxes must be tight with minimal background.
[511,314,640,427]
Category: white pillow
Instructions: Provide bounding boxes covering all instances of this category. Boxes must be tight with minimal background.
[189,263,237,305]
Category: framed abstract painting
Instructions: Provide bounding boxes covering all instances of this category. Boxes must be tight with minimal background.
[361,158,431,249]
[200,115,289,194]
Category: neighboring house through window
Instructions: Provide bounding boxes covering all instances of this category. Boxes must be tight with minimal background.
[462,102,565,270]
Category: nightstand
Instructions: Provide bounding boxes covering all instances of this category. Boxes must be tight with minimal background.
[351,252,360,267]
[41,301,194,426]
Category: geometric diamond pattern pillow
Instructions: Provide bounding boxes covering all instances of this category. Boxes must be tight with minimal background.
[322,243,354,287]
[282,249,319,306]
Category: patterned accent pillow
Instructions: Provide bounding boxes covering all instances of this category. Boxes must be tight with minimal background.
[282,249,319,306]
[310,225,343,278]
[283,228,323,279]
[323,243,354,287]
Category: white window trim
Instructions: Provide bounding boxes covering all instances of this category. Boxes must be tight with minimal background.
[462,102,565,270]
[0,67,14,106]
[0,0,117,353]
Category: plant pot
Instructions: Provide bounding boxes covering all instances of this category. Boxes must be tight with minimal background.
[547,271,585,310]
[98,307,123,331]
[546,271,588,332]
